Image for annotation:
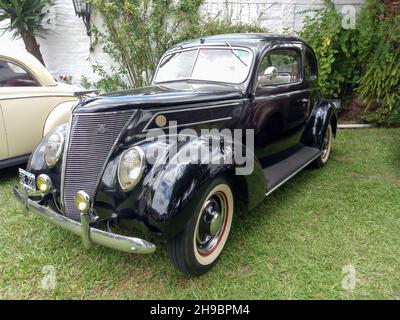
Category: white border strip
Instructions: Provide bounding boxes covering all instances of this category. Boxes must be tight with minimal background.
[338,124,372,129]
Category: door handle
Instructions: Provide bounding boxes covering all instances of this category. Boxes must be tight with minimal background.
[300,98,309,103]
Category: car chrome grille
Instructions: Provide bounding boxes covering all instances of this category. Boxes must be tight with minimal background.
[62,111,134,219]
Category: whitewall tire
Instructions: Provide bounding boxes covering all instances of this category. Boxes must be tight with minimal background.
[167,178,234,276]
[313,123,333,168]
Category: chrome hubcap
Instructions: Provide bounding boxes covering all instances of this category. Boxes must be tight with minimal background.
[196,192,227,255]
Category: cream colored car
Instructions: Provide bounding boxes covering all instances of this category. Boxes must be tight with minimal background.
[0,48,78,169]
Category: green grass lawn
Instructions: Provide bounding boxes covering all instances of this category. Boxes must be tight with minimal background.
[0,128,399,299]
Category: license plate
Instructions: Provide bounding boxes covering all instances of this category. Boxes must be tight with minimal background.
[19,168,36,192]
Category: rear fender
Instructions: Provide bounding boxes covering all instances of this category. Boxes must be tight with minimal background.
[301,100,337,149]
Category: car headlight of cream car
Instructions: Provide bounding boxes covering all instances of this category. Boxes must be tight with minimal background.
[44,132,64,168]
[118,147,146,191]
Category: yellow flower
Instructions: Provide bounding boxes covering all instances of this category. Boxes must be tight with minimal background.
[105,2,116,11]
[322,37,332,50]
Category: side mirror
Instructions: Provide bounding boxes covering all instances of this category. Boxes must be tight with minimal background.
[263,67,278,80]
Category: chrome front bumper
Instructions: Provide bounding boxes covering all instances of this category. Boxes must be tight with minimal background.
[13,186,156,254]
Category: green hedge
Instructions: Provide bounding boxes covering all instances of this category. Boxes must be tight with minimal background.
[299,0,400,126]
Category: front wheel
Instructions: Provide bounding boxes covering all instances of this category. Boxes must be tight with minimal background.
[166,178,234,276]
[312,123,333,168]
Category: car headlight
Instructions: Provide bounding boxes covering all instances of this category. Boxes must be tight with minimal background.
[44,132,64,168]
[118,147,146,191]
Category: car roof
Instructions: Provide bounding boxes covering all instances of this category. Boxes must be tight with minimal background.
[0,46,57,86]
[169,33,308,52]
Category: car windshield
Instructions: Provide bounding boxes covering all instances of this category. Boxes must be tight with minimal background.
[154,47,253,84]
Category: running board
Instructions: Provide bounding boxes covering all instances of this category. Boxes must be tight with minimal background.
[264,146,321,196]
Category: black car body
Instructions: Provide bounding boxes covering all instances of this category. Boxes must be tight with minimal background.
[14,34,337,275]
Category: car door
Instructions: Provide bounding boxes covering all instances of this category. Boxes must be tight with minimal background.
[252,45,308,160]
[0,58,69,158]
[0,103,8,161]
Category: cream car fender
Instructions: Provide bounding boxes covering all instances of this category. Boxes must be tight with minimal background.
[43,100,77,137]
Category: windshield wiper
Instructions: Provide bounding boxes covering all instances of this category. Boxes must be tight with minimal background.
[226,42,248,67]
[159,46,183,68]
[159,52,181,68]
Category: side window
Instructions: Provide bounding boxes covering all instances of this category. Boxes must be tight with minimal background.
[304,48,318,81]
[0,59,38,87]
[258,49,301,86]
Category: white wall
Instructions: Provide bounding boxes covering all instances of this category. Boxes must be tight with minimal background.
[0,0,112,87]
[202,0,364,32]
[0,0,364,87]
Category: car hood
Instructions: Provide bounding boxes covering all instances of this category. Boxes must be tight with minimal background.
[73,82,244,113]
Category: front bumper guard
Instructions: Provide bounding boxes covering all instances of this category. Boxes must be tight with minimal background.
[13,186,156,254]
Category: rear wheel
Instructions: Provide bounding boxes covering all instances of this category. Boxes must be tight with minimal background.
[166,178,234,276]
[313,123,333,168]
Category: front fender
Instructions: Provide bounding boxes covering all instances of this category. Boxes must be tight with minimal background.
[96,134,265,239]
[301,100,337,149]
[28,123,67,179]
[25,124,68,206]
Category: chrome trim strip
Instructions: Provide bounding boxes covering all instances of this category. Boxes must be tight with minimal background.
[72,109,136,116]
[163,45,254,56]
[0,94,75,101]
[60,115,73,211]
[254,88,318,102]
[13,186,156,254]
[143,102,240,131]
[144,100,241,113]
[265,151,322,197]
[145,117,233,131]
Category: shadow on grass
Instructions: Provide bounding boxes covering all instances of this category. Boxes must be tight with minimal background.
[231,164,317,236]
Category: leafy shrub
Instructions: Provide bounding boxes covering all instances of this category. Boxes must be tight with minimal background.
[299,0,400,126]
[298,0,360,100]
[84,0,267,91]
[84,0,204,90]
[200,6,268,36]
[356,0,400,126]
[363,105,400,127]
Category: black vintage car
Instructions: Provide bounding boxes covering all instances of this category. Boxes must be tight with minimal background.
[14,34,337,276]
